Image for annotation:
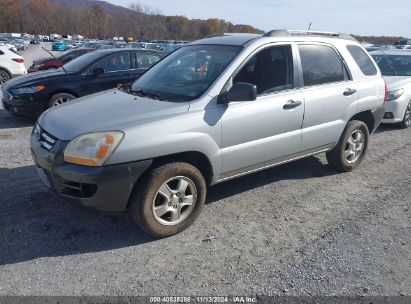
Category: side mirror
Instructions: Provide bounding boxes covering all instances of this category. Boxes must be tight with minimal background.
[92,67,104,76]
[219,82,257,104]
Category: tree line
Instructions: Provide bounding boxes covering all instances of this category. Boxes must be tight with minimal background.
[0,0,263,40]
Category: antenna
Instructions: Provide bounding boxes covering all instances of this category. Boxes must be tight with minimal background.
[41,47,68,74]
[308,22,312,31]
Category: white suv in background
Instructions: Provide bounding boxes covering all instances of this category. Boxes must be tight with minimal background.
[0,45,27,84]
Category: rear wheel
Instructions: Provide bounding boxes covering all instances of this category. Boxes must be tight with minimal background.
[399,100,411,129]
[0,69,10,84]
[326,120,369,172]
[130,162,207,237]
[48,93,76,108]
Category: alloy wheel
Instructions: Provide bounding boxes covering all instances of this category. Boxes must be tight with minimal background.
[52,96,72,106]
[404,101,411,127]
[0,71,10,84]
[152,176,197,226]
[344,130,365,164]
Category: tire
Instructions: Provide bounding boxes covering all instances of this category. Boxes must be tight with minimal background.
[0,68,11,84]
[326,120,369,172]
[399,100,411,129]
[48,93,76,108]
[130,162,207,237]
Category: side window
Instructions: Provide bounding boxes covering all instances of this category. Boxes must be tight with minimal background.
[233,45,293,95]
[347,45,377,76]
[89,52,131,73]
[137,53,161,68]
[299,44,346,86]
[0,51,4,55]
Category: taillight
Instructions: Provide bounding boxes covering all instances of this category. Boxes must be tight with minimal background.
[12,58,24,63]
[383,80,388,105]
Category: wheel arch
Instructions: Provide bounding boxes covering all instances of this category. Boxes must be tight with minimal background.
[349,110,375,133]
[126,151,214,209]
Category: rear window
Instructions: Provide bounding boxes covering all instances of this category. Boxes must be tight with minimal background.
[347,45,377,76]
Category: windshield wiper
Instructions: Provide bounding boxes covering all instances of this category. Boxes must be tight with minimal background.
[129,89,162,100]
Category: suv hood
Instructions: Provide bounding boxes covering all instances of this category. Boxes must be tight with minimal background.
[38,90,190,141]
[383,76,411,89]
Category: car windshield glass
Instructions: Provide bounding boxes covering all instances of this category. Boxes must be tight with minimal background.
[372,54,411,76]
[130,45,242,102]
[63,52,102,72]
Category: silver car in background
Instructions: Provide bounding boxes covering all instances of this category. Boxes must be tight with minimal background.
[371,50,411,128]
[31,30,386,237]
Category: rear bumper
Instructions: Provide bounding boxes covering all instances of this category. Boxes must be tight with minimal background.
[371,106,385,133]
[30,128,152,212]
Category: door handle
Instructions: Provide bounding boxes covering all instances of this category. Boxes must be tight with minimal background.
[121,72,130,77]
[283,100,302,110]
[343,88,357,96]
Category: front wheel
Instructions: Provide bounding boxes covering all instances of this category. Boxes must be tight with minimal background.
[48,93,75,108]
[130,162,207,237]
[326,120,369,172]
[399,100,411,129]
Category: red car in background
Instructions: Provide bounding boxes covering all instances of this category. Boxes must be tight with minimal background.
[28,48,96,73]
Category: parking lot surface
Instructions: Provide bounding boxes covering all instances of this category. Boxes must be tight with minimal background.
[0,46,410,296]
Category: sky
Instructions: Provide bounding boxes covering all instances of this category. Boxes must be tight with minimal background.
[105,0,411,37]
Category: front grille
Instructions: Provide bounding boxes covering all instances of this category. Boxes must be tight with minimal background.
[1,87,12,102]
[34,124,57,151]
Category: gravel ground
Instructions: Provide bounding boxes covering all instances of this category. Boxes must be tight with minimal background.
[0,46,410,298]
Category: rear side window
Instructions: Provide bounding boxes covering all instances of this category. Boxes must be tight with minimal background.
[0,51,4,55]
[347,45,377,76]
[299,44,346,86]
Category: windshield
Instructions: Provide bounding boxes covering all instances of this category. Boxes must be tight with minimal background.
[372,54,411,76]
[63,52,102,73]
[130,44,242,102]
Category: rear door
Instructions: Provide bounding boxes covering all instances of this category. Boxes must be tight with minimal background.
[297,43,359,151]
[129,51,161,82]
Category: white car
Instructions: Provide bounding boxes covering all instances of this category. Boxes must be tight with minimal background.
[371,50,411,128]
[0,43,18,54]
[0,45,27,84]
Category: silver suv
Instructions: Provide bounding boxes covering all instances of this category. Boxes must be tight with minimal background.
[31,30,386,237]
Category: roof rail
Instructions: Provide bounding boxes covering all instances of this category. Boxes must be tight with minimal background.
[263,29,357,41]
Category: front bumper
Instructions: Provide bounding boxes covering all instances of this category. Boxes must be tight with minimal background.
[30,125,153,212]
[1,89,47,117]
[381,96,410,124]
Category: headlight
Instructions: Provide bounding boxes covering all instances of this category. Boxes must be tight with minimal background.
[64,131,124,166]
[387,88,404,101]
[13,85,45,94]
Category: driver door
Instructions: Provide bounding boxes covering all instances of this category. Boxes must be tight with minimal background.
[220,44,305,178]
[81,52,133,95]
